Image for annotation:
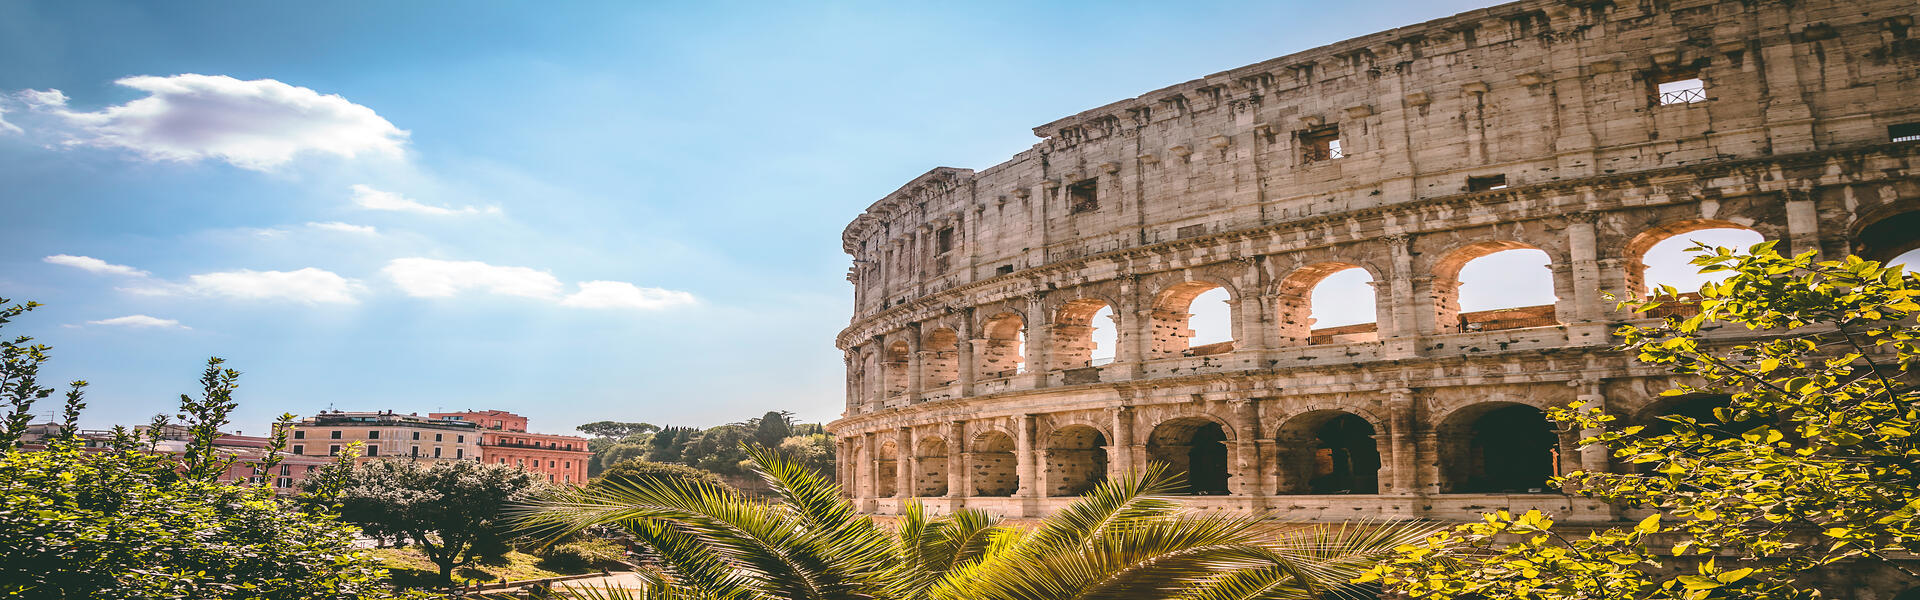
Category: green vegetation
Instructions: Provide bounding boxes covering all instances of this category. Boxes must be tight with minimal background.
[1364,244,1920,599]
[517,446,1441,600]
[578,411,833,480]
[596,458,732,491]
[370,547,587,588]
[0,300,389,599]
[309,457,546,585]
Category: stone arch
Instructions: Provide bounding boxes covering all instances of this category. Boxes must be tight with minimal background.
[1050,297,1120,370]
[1273,409,1382,494]
[1045,424,1109,497]
[1437,401,1560,493]
[1430,240,1561,334]
[1273,262,1384,347]
[1623,218,1765,296]
[883,340,911,399]
[976,312,1025,379]
[1850,197,1920,263]
[875,440,899,498]
[1147,278,1240,359]
[969,429,1018,497]
[922,328,960,390]
[1146,415,1234,495]
[914,435,951,497]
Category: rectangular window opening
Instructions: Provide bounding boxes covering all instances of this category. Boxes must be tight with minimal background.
[935,227,954,254]
[1067,179,1099,214]
[1654,72,1705,105]
[365,446,377,456]
[1301,126,1344,162]
[995,265,1014,276]
[367,430,379,439]
[1892,122,1920,143]
[1467,174,1509,192]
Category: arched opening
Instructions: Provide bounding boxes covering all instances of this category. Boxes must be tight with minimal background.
[915,436,950,497]
[1435,242,1559,333]
[875,440,899,498]
[977,313,1025,380]
[922,328,960,390]
[1275,264,1379,346]
[1627,222,1764,293]
[970,431,1018,497]
[1147,417,1231,495]
[1275,411,1380,494]
[1855,208,1920,265]
[1050,299,1117,371]
[1149,282,1235,359]
[1045,425,1108,497]
[883,341,910,399]
[1440,403,1559,493]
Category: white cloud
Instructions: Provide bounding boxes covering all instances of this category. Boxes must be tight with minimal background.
[18,74,407,170]
[127,268,363,304]
[44,254,149,277]
[561,281,697,310]
[383,258,562,299]
[307,221,378,235]
[350,184,497,216]
[0,106,19,135]
[86,315,188,329]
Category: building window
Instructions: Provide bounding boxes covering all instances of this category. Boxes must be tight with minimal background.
[564,461,571,468]
[329,445,341,456]
[457,435,464,443]
[293,430,305,439]
[292,444,304,455]
[434,447,442,458]
[1067,179,1098,214]
[276,477,292,488]
[435,434,442,442]
[330,430,342,439]
[456,448,464,459]
[1301,126,1343,162]
[280,465,291,476]
[1467,174,1509,192]
[1892,123,1920,143]
[365,446,377,456]
[411,446,420,456]
[1654,71,1706,105]
[412,431,420,440]
[996,265,1014,276]
[549,460,556,468]
[500,458,507,464]
[368,430,379,439]
[935,227,954,254]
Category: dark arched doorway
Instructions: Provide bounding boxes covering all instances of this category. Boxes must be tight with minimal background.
[1148,418,1230,495]
[1443,404,1558,493]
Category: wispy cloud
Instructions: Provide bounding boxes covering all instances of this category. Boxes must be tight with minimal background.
[6,75,407,170]
[44,254,150,277]
[350,184,498,217]
[126,267,364,304]
[384,258,562,299]
[384,258,695,311]
[307,221,378,235]
[561,281,697,310]
[86,314,188,329]
[0,106,19,135]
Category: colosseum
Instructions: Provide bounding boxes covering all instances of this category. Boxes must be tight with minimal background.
[829,0,1920,524]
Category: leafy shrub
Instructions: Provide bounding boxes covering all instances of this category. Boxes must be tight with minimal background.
[593,458,731,491]
[537,539,628,573]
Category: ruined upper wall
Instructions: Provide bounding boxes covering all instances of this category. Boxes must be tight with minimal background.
[842,0,1920,319]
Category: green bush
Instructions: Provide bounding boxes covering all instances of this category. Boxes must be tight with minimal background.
[593,458,731,491]
[536,539,627,573]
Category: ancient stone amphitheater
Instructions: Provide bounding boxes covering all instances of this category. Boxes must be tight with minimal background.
[829,0,1920,524]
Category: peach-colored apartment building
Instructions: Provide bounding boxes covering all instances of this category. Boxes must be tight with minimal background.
[430,410,591,485]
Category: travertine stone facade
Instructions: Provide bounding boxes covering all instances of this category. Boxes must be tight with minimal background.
[830,0,1920,526]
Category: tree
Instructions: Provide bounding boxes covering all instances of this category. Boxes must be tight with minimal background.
[595,458,731,491]
[328,458,545,585]
[1363,244,1920,599]
[517,446,1441,600]
[0,299,387,599]
[778,433,835,480]
[682,424,752,476]
[578,421,660,440]
[750,411,792,449]
[648,426,692,463]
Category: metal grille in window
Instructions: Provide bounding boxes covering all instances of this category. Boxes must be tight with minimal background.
[1892,123,1920,143]
[1656,77,1705,105]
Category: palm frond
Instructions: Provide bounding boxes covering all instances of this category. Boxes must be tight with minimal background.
[1019,463,1183,554]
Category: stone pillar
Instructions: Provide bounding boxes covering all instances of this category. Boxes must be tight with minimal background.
[947,420,967,501]
[1416,429,1442,495]
[1382,234,1421,358]
[1785,191,1822,260]
[1014,414,1038,498]
[1235,258,1267,351]
[1021,292,1051,388]
[956,337,976,397]
[863,432,880,509]
[1566,213,1611,345]
[836,437,851,497]
[905,324,924,403]
[896,427,913,499]
[1575,379,1610,475]
[1389,389,1419,495]
[1231,399,1263,496]
[1110,405,1135,478]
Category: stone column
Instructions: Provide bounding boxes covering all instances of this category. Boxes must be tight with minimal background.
[1235,258,1267,351]
[863,432,880,508]
[957,309,978,396]
[1566,213,1611,345]
[905,324,924,403]
[1014,414,1038,498]
[1382,234,1421,358]
[947,420,967,501]
[896,427,914,498]
[836,437,851,497]
[1575,379,1610,475]
[1785,190,1822,260]
[1416,429,1442,495]
[1231,398,1263,496]
[1109,405,1135,478]
[1021,292,1051,388]
[1389,388,1419,495]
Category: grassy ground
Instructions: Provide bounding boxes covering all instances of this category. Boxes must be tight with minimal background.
[369,546,587,589]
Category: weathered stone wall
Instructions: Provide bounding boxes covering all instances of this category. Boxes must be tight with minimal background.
[830,2,1920,583]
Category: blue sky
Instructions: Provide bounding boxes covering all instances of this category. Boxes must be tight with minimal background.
[1,0,1763,435]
